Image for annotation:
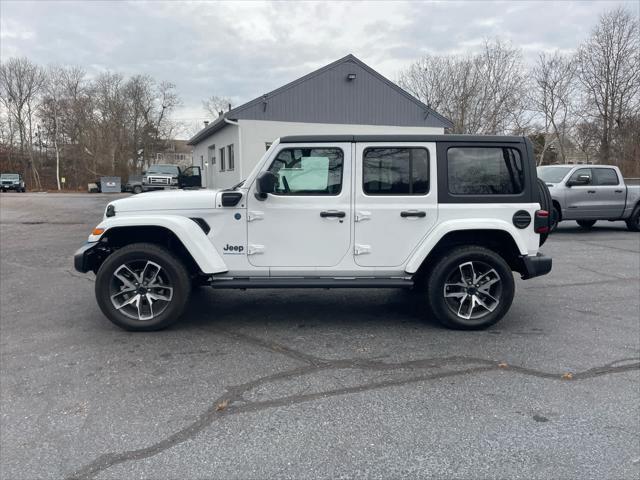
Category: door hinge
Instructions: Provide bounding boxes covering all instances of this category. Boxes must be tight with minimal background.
[247,244,265,255]
[248,211,264,222]
[354,244,371,255]
[355,211,371,222]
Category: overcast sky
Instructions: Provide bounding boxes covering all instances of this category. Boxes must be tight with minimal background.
[1,0,637,133]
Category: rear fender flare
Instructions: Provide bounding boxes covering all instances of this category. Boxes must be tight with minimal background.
[405,220,529,274]
[90,215,227,274]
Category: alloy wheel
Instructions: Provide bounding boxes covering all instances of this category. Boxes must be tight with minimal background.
[443,261,502,320]
[109,260,173,321]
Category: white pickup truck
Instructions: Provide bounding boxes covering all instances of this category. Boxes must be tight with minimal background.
[538,165,640,231]
[75,135,553,331]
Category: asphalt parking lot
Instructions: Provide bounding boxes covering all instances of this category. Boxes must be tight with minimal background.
[1,192,639,480]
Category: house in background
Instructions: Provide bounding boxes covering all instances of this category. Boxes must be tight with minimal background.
[153,139,193,168]
[188,54,452,189]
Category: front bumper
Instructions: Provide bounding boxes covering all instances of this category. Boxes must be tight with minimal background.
[74,242,99,273]
[520,253,552,279]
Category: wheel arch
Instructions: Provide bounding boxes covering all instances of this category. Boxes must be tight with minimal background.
[407,227,527,278]
[86,216,227,275]
[552,199,562,221]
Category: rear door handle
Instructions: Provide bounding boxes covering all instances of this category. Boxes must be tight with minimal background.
[400,210,426,218]
[587,190,596,194]
[615,189,623,193]
[320,210,346,218]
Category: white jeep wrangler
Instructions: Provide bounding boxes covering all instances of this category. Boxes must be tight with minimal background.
[74,135,553,331]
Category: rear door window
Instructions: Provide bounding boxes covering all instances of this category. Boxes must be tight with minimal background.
[363,147,429,195]
[592,168,619,186]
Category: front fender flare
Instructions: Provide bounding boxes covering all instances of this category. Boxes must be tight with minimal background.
[404,219,529,274]
[90,215,227,274]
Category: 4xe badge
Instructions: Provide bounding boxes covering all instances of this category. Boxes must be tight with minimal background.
[222,244,244,255]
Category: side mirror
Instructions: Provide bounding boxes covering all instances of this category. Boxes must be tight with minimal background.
[255,171,278,200]
[567,174,590,187]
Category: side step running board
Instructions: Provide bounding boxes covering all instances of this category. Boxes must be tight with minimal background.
[209,277,414,289]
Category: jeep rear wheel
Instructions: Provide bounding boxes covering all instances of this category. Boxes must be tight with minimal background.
[95,243,190,331]
[426,246,515,330]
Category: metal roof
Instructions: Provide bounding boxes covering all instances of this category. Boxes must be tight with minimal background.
[188,54,453,146]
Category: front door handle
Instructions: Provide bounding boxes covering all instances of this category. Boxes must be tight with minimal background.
[587,190,596,194]
[320,210,346,218]
[401,210,427,218]
[615,189,623,193]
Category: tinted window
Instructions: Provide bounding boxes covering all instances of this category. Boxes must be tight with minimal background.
[268,147,343,195]
[593,168,619,186]
[537,166,573,183]
[363,148,429,195]
[448,147,524,195]
[568,168,592,184]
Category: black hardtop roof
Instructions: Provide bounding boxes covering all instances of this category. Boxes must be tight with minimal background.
[279,134,526,144]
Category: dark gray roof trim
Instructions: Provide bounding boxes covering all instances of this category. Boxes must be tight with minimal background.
[279,134,525,144]
[188,54,453,146]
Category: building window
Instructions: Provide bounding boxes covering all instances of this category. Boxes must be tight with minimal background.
[219,147,225,171]
[265,142,272,151]
[447,147,524,195]
[363,148,429,195]
[208,145,216,165]
[267,147,343,195]
[156,153,164,161]
[175,153,186,162]
[227,144,234,171]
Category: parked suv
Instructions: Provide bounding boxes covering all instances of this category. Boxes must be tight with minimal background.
[1,173,26,192]
[538,164,640,231]
[75,135,553,331]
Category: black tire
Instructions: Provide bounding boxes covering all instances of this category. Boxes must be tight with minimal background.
[550,204,561,232]
[536,178,553,245]
[425,246,515,330]
[626,205,640,232]
[133,185,143,194]
[577,220,597,229]
[95,243,191,331]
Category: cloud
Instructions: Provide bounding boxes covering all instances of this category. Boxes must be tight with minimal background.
[1,0,636,130]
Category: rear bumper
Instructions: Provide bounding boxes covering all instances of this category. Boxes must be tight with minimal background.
[520,253,552,280]
[74,242,98,273]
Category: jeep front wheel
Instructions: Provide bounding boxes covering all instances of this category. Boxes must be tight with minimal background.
[426,246,515,330]
[95,243,191,331]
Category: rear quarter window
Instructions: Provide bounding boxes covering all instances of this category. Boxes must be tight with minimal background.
[447,147,525,195]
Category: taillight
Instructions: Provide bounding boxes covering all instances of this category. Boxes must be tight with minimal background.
[535,209,550,233]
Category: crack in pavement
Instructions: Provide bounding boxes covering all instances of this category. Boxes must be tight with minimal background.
[64,330,640,480]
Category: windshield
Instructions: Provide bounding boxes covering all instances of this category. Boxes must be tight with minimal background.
[538,166,573,183]
[146,165,179,175]
[1,174,19,180]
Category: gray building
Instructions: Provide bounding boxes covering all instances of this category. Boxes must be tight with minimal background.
[188,54,452,189]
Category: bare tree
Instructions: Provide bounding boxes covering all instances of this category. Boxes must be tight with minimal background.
[202,95,231,119]
[398,39,526,134]
[0,57,45,188]
[576,7,640,164]
[529,52,576,164]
